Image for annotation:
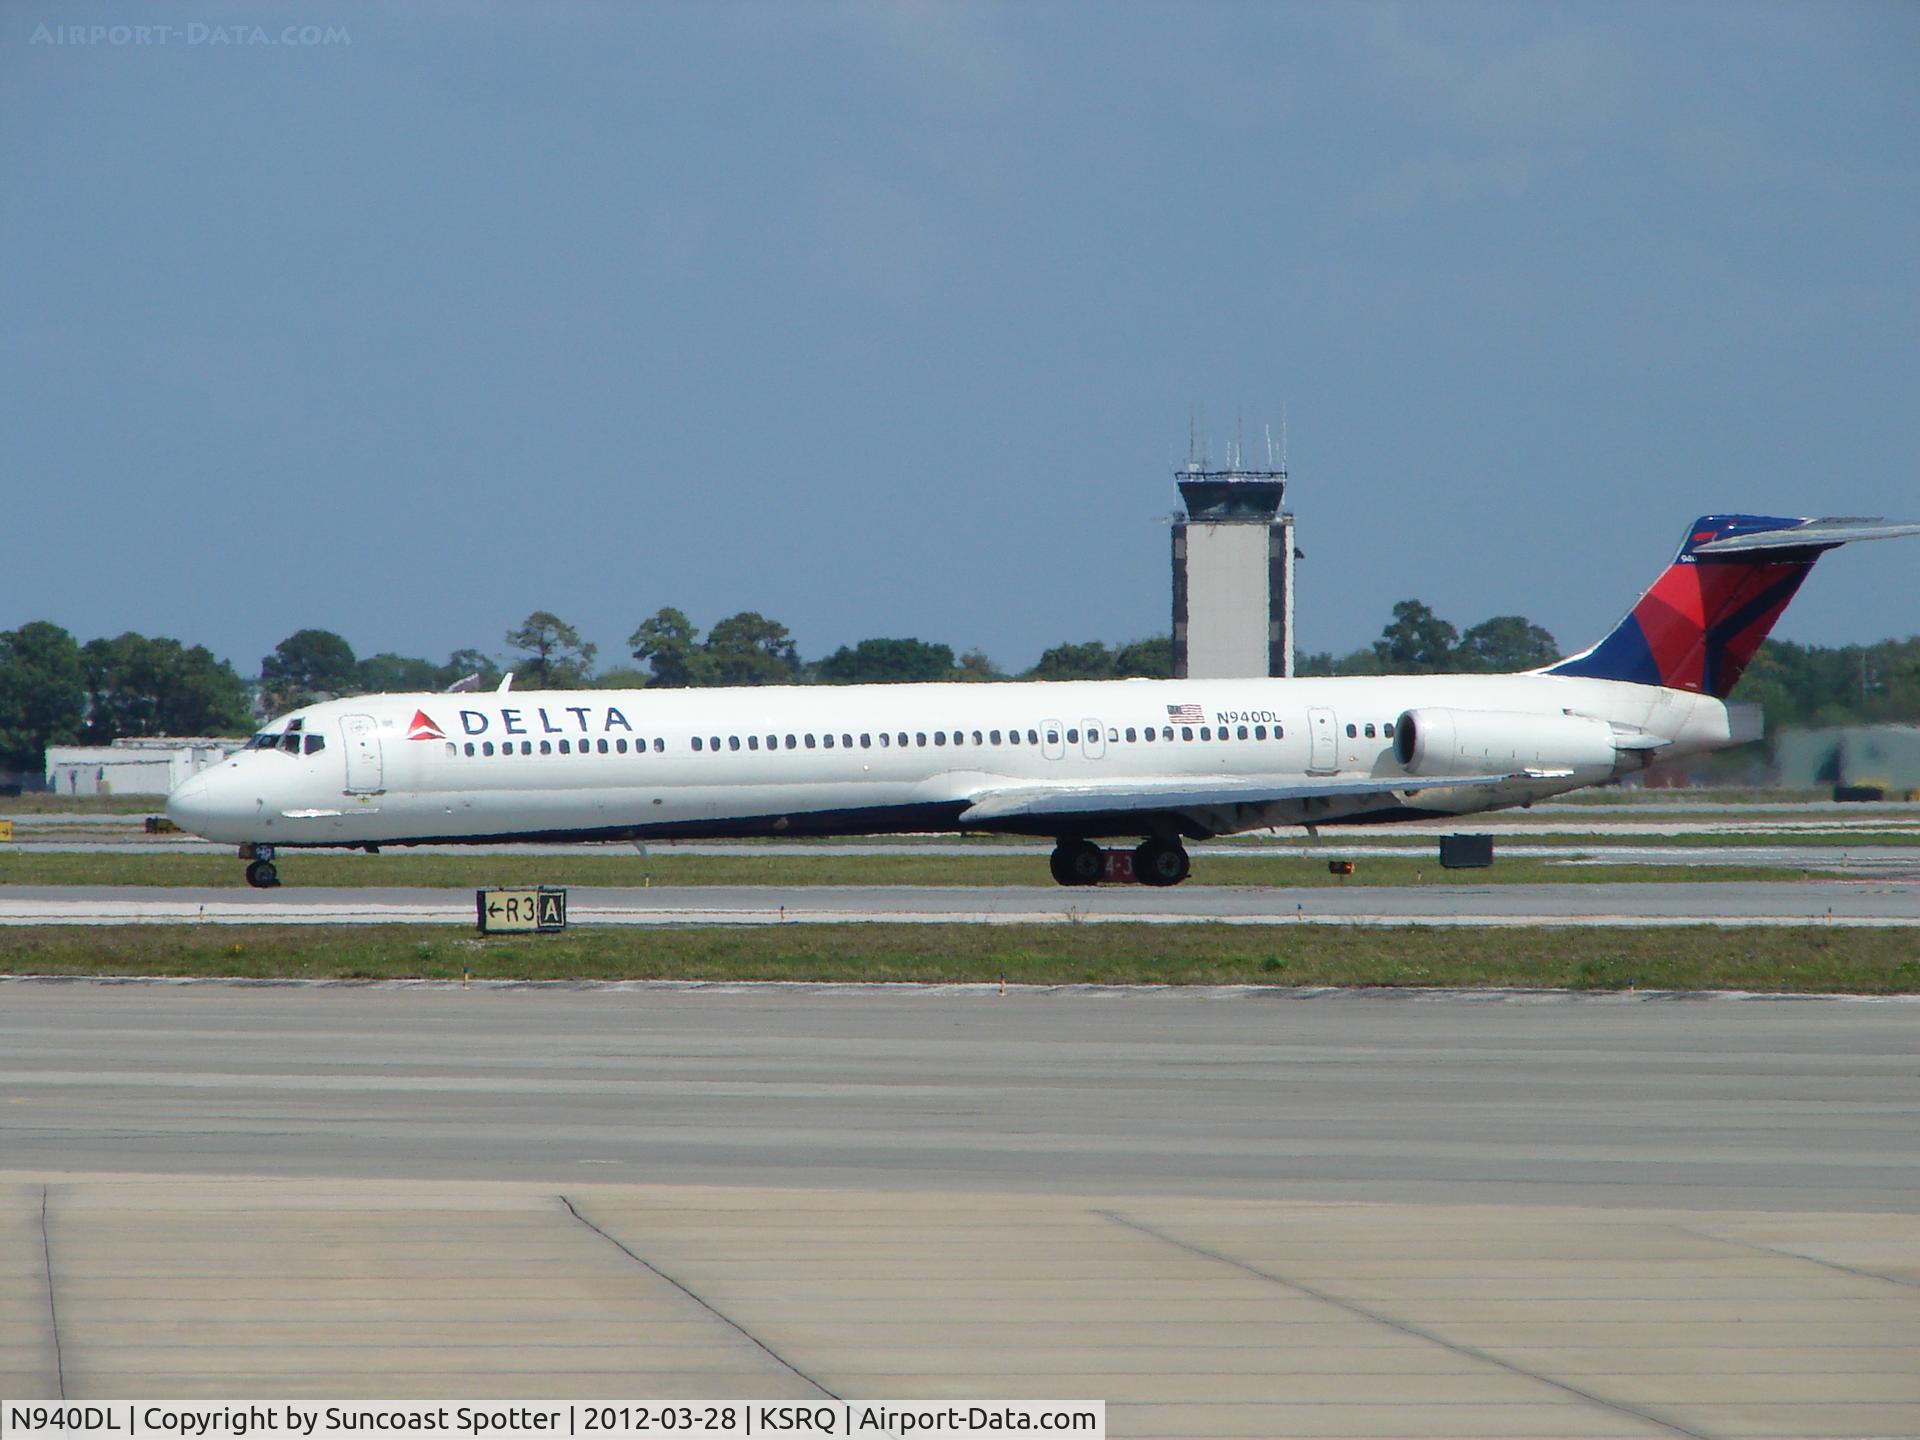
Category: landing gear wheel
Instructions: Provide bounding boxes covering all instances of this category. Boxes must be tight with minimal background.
[1133,838,1191,887]
[1049,839,1104,887]
[245,859,280,889]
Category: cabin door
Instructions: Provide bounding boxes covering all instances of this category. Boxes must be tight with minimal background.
[1306,707,1338,774]
[341,714,384,793]
[1041,719,1066,761]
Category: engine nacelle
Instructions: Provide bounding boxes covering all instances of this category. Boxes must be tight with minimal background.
[1393,707,1620,777]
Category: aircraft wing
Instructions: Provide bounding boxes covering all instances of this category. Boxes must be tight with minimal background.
[957,769,1568,825]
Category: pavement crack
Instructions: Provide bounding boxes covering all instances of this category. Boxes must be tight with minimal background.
[1676,1224,1920,1291]
[1099,1209,1717,1440]
[40,1184,66,1399]
[559,1195,839,1401]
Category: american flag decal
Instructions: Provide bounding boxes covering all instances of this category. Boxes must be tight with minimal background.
[1166,703,1204,723]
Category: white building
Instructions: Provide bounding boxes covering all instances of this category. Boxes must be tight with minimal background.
[44,738,241,797]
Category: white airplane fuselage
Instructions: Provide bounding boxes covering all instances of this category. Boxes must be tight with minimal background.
[166,671,1752,852]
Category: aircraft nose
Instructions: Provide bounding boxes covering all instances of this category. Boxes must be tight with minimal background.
[165,774,214,833]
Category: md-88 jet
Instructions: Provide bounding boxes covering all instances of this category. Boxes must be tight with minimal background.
[167,514,1917,888]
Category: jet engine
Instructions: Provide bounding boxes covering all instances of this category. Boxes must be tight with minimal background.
[1393,708,1621,777]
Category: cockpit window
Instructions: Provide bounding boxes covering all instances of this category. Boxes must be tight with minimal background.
[304,735,326,754]
[279,733,301,753]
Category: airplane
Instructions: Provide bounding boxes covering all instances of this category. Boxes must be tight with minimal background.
[167,513,1918,889]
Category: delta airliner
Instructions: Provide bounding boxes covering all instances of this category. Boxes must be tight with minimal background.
[167,514,1917,887]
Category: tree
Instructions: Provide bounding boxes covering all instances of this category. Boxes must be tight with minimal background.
[1455,616,1559,674]
[355,653,441,693]
[704,612,800,686]
[1029,641,1115,681]
[1372,600,1458,672]
[262,629,357,709]
[505,611,596,688]
[83,633,250,739]
[1113,636,1173,678]
[815,637,956,685]
[436,649,502,692]
[593,666,653,690]
[953,649,1005,683]
[0,621,85,775]
[628,608,710,688]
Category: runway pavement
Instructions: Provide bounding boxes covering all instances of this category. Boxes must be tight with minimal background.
[0,982,1916,1436]
[3,877,1917,926]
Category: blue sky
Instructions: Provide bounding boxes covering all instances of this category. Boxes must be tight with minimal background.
[4,1,1915,677]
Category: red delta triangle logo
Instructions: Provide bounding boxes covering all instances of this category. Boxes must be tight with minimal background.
[407,710,446,741]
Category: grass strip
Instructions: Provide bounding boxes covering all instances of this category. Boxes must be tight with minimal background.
[0,851,1810,888]
[1,922,1914,992]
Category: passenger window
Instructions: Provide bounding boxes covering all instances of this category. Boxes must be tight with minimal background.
[1162,727,1174,741]
[1008,729,1021,745]
[1107,728,1118,742]
[1237,725,1249,740]
[653,738,664,753]
[879,732,891,747]
[1141,728,1153,743]
[1199,727,1210,741]
[710,736,720,751]
[934,732,946,746]
[1364,723,1376,739]
[861,734,871,748]
[990,730,1002,745]
[1383,722,1395,738]
[1066,729,1078,744]
[916,733,927,747]
[844,734,854,748]
[729,736,741,751]
[972,730,983,746]
[823,734,835,749]
[558,739,570,754]
[521,742,533,755]
[805,734,816,749]
[306,735,327,754]
[1253,726,1265,741]
[1346,724,1357,738]
[616,739,629,754]
[1275,725,1284,739]
[786,735,798,749]
[748,735,759,751]
[1027,729,1039,746]
[597,739,609,754]
[482,742,494,756]
[1046,729,1059,745]
[1181,726,1193,741]
[465,742,476,756]
[539,740,552,755]
[692,737,704,752]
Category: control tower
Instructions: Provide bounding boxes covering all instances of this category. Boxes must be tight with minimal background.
[1171,458,1295,679]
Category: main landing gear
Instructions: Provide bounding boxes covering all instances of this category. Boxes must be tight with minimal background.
[1048,837,1192,887]
[242,845,279,889]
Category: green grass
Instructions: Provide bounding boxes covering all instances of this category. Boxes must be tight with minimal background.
[2,793,164,815]
[0,850,1811,888]
[1,922,1913,992]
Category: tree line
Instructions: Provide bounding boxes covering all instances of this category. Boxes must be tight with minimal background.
[5,601,1918,777]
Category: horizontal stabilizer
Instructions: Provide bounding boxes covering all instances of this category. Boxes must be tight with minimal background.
[1692,517,1920,554]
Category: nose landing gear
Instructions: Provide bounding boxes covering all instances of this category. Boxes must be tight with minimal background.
[242,845,279,889]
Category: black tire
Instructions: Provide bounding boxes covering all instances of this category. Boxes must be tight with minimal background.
[1049,840,1105,887]
[1134,838,1191,887]
[245,859,280,889]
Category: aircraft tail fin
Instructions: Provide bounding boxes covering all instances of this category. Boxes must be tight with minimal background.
[1544,515,1920,698]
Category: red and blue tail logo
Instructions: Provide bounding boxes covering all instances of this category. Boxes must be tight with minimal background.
[1546,515,1832,698]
